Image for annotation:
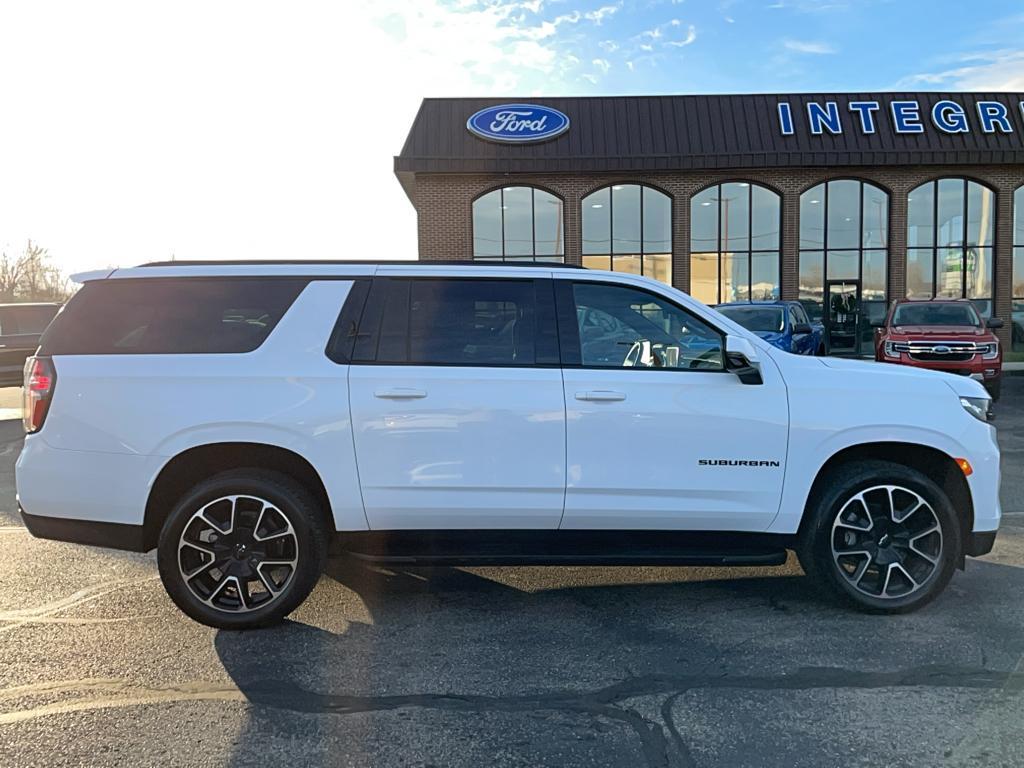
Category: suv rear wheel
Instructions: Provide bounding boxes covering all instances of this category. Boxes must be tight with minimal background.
[157,469,328,629]
[798,460,961,613]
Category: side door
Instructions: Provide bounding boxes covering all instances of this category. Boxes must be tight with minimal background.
[348,276,566,530]
[557,277,789,532]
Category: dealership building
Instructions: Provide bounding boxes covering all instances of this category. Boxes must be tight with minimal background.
[394,92,1024,355]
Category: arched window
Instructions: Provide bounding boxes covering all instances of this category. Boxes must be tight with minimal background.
[690,182,780,305]
[1014,186,1024,351]
[581,184,672,284]
[906,178,994,317]
[799,180,889,347]
[472,186,564,261]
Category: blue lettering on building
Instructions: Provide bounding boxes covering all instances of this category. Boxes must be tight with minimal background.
[777,98,1018,137]
[807,101,842,134]
[977,101,1012,133]
[848,101,879,134]
[891,101,924,133]
[777,102,794,135]
[932,100,969,133]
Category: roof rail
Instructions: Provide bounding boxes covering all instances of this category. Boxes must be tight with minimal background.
[137,259,587,269]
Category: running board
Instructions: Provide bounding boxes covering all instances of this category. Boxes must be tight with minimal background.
[333,530,794,568]
[342,550,788,567]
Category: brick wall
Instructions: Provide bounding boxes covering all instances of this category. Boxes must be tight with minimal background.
[409,165,1024,346]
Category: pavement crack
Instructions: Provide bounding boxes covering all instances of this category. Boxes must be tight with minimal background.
[4,664,1024,767]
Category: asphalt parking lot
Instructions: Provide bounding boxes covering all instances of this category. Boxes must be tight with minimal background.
[1,381,1022,768]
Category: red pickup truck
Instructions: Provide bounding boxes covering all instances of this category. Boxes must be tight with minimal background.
[874,299,1004,400]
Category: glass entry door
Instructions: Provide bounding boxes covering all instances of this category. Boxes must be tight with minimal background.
[825,280,862,356]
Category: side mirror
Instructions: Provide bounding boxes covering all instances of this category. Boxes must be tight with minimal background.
[725,335,763,385]
[987,317,1004,329]
[792,323,812,335]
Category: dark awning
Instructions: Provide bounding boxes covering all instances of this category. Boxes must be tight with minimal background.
[394,93,1024,178]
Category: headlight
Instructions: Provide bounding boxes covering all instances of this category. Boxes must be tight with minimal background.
[883,341,901,359]
[981,341,999,360]
[960,396,993,423]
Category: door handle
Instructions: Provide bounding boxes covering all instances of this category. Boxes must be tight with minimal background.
[575,390,626,402]
[374,388,427,400]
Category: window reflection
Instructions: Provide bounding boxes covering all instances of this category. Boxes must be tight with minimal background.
[689,182,780,305]
[1013,186,1024,351]
[906,178,994,317]
[582,184,672,284]
[472,187,565,261]
[798,180,889,323]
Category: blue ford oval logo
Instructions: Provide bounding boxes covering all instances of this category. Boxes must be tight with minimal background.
[466,103,570,143]
[933,345,952,355]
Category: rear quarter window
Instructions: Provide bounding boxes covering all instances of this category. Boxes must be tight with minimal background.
[39,278,307,355]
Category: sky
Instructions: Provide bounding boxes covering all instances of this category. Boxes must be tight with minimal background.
[3,0,1024,276]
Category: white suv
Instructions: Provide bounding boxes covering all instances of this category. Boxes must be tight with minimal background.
[16,261,1001,628]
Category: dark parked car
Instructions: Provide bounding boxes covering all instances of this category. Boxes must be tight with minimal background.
[0,303,61,386]
[715,300,826,356]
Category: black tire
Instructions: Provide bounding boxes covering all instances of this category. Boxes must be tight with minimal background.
[797,460,961,613]
[985,379,1001,403]
[157,469,328,629]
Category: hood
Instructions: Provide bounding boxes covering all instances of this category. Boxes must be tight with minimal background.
[889,325,990,339]
[817,356,989,398]
[754,330,786,341]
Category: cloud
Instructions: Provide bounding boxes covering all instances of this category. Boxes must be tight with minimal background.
[782,38,836,54]
[0,0,601,275]
[768,0,849,10]
[592,57,611,74]
[636,19,696,49]
[598,39,619,52]
[897,49,1024,90]
[584,4,621,24]
[666,24,697,47]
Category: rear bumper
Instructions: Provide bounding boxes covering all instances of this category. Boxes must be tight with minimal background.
[19,505,148,552]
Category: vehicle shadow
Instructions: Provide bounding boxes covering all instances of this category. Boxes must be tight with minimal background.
[214,556,1024,767]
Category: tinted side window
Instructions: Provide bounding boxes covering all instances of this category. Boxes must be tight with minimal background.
[40,278,306,355]
[8,305,60,335]
[375,279,537,366]
[571,282,724,370]
[791,304,809,326]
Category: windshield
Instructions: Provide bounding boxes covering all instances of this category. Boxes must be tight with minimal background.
[892,302,981,327]
[717,306,786,333]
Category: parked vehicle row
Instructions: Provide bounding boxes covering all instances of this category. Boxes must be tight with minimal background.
[16,262,1000,628]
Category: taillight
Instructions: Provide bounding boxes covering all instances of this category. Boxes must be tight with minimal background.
[23,356,56,433]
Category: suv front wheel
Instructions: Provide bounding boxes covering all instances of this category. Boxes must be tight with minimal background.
[157,469,328,629]
[798,460,961,613]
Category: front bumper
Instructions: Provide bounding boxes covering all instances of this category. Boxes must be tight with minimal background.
[880,355,1001,381]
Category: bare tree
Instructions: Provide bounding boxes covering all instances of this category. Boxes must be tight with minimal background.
[0,241,73,303]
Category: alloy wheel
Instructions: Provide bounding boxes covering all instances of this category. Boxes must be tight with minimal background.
[177,494,299,613]
[830,484,943,600]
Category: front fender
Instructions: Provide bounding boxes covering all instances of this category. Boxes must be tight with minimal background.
[770,423,971,534]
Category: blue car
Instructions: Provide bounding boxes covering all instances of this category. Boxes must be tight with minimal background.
[715,301,826,356]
